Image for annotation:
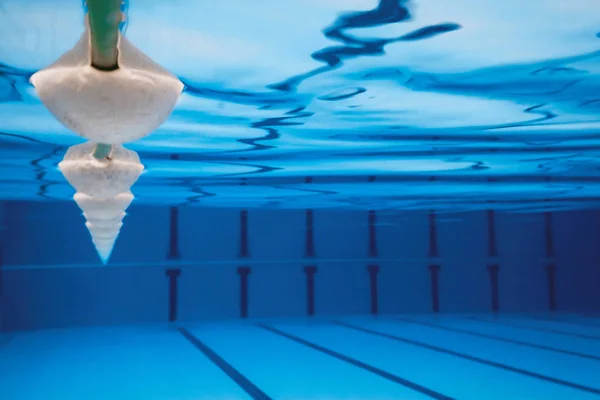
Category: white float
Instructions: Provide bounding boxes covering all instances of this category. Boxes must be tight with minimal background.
[58,142,144,263]
[30,24,183,144]
[31,14,183,264]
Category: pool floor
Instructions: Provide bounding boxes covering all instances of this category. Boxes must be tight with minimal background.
[1,313,600,399]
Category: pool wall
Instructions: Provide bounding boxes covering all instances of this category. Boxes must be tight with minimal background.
[0,201,599,332]
[0,202,5,334]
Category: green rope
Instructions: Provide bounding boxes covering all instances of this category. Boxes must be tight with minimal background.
[87,0,122,157]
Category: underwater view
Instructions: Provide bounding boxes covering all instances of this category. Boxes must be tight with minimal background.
[1,0,600,398]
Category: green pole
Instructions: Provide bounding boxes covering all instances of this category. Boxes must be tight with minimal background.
[86,0,122,158]
[87,0,122,71]
[92,143,113,160]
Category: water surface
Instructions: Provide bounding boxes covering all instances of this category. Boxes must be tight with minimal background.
[1,0,599,212]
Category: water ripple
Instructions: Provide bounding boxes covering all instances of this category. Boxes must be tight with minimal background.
[0,0,599,211]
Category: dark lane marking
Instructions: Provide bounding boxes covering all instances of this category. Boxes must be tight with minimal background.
[427,209,441,313]
[166,268,182,322]
[486,210,498,258]
[237,267,251,318]
[368,210,378,257]
[428,210,438,258]
[467,316,600,341]
[428,265,441,313]
[530,315,600,328]
[544,211,555,258]
[487,264,500,312]
[257,323,452,400]
[239,210,250,258]
[178,328,272,400]
[333,321,600,396]
[394,317,600,361]
[543,210,557,312]
[367,265,379,315]
[545,265,557,312]
[305,209,315,257]
[167,206,181,260]
[304,266,317,316]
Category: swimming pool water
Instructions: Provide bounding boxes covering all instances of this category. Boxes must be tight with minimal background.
[2,314,600,399]
[1,1,600,399]
[1,0,600,211]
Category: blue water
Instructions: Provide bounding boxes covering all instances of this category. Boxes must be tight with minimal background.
[2,2,600,398]
[2,314,600,399]
[1,0,600,211]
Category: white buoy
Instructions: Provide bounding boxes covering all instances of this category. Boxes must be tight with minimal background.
[30,24,184,144]
[31,9,182,264]
[59,142,143,263]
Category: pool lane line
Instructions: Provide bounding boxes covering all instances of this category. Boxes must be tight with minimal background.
[528,315,600,328]
[333,321,600,396]
[257,323,452,400]
[465,316,600,341]
[392,317,600,362]
[178,328,272,400]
